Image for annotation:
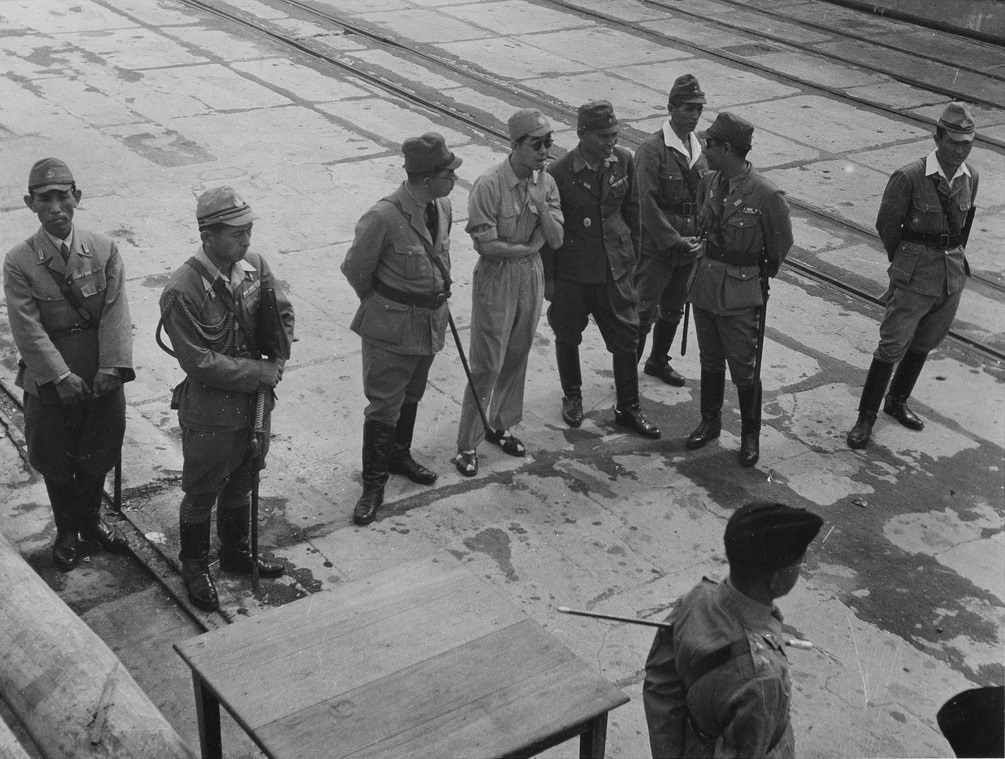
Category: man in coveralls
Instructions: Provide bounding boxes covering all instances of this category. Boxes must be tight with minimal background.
[544,100,659,438]
[342,133,461,524]
[160,187,294,611]
[4,158,133,571]
[846,103,979,449]
[643,501,823,758]
[634,74,708,388]
[686,113,792,468]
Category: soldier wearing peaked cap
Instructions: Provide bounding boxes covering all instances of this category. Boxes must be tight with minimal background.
[846,102,980,450]
[160,187,295,610]
[544,100,659,439]
[644,501,824,759]
[342,133,461,525]
[4,158,134,572]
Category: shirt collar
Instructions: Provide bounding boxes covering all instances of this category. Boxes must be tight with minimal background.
[504,156,539,189]
[194,247,255,288]
[662,120,702,167]
[925,150,970,183]
[43,227,74,253]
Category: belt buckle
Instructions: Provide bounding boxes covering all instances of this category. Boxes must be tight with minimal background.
[69,326,85,333]
[433,292,447,309]
[681,202,694,217]
[939,233,951,249]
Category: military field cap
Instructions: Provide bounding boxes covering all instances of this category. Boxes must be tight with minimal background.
[668,74,706,105]
[196,186,257,229]
[700,111,754,151]
[28,157,75,193]
[402,132,462,174]
[578,100,619,133]
[938,102,976,142]
[724,501,823,571]
[937,685,1004,758]
[508,108,553,141]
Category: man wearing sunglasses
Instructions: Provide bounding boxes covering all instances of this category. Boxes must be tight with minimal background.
[454,109,564,476]
[543,100,659,438]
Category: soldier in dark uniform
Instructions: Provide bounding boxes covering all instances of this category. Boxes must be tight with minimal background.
[846,103,979,450]
[4,158,133,571]
[544,100,659,438]
[686,113,792,467]
[643,501,823,759]
[342,133,461,524]
[634,74,708,387]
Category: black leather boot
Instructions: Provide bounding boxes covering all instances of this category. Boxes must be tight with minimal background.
[353,420,396,526]
[643,319,685,386]
[556,342,583,428]
[847,358,895,449]
[179,518,219,611]
[884,351,927,431]
[218,502,284,578]
[737,383,760,468]
[636,325,650,363]
[613,352,661,438]
[45,478,79,572]
[77,471,128,552]
[686,371,725,449]
[388,402,437,485]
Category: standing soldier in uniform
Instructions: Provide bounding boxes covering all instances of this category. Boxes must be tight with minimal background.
[160,187,294,611]
[342,133,461,524]
[846,103,979,449]
[4,158,133,571]
[686,113,792,467]
[643,501,823,758]
[634,74,708,387]
[544,100,659,438]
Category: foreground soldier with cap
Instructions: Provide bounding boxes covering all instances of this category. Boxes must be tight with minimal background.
[846,102,980,450]
[687,113,793,467]
[342,133,461,525]
[453,108,564,476]
[4,158,134,571]
[160,187,294,611]
[544,100,659,438]
[644,501,824,758]
[634,74,709,388]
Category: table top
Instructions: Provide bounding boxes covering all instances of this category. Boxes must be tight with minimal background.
[175,553,629,758]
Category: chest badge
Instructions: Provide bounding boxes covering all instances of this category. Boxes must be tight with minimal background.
[583,217,592,227]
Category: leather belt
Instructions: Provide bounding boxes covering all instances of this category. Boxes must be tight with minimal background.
[667,201,697,218]
[900,230,961,250]
[704,240,757,267]
[47,323,98,339]
[373,278,449,309]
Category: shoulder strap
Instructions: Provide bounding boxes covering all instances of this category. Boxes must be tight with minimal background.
[40,260,94,328]
[378,198,453,290]
[185,256,257,337]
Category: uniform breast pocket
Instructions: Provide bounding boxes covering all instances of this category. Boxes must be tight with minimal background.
[69,267,107,301]
[609,174,628,199]
[497,211,517,240]
[657,170,684,203]
[392,241,428,279]
[908,199,944,232]
[31,285,74,326]
[724,212,761,251]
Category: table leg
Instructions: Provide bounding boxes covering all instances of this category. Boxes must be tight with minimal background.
[579,713,609,759]
[192,674,222,759]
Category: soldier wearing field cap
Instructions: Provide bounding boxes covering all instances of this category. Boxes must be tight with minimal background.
[544,100,659,438]
[634,73,709,389]
[160,187,294,610]
[342,133,461,525]
[644,501,824,758]
[687,112,793,467]
[846,102,980,450]
[4,158,134,572]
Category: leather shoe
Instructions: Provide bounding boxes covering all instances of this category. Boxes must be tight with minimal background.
[80,519,129,552]
[219,547,285,578]
[614,406,661,439]
[644,360,686,387]
[883,399,924,430]
[353,486,383,526]
[686,417,721,449]
[739,429,759,467]
[52,532,80,572]
[846,412,876,449]
[562,395,583,427]
[181,560,219,611]
[389,454,438,485]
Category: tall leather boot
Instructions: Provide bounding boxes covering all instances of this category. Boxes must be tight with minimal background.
[77,471,128,552]
[179,518,219,611]
[45,478,79,572]
[556,342,583,428]
[636,325,650,363]
[613,352,661,438]
[686,371,725,449]
[846,358,895,449]
[884,350,927,430]
[353,420,396,526]
[643,320,685,386]
[388,402,437,485]
[737,383,760,468]
[217,501,285,577]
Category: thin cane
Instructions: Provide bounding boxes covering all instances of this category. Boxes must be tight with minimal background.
[447,310,490,435]
[752,254,771,413]
[251,389,265,593]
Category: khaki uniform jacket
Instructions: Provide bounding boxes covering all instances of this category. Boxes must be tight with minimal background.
[4,227,134,401]
[342,183,452,356]
[159,250,294,432]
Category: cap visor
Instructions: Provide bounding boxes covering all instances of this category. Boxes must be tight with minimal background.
[218,209,258,226]
[30,183,74,194]
[526,126,552,138]
[945,131,975,142]
[444,154,463,170]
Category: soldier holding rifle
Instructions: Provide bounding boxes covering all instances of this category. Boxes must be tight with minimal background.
[160,187,294,611]
[685,113,792,467]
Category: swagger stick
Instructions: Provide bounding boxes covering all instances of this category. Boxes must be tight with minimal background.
[251,390,265,593]
[448,310,490,435]
[752,252,771,415]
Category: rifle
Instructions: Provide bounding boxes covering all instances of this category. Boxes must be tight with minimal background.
[681,212,712,357]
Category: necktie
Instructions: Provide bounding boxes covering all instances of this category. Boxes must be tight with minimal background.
[60,243,70,263]
[425,201,438,241]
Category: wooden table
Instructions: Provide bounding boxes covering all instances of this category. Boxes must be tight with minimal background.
[174,553,629,758]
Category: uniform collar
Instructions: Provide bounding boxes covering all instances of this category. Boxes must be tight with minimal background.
[193,246,255,290]
[572,144,618,173]
[400,181,428,213]
[721,577,784,625]
[925,150,970,183]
